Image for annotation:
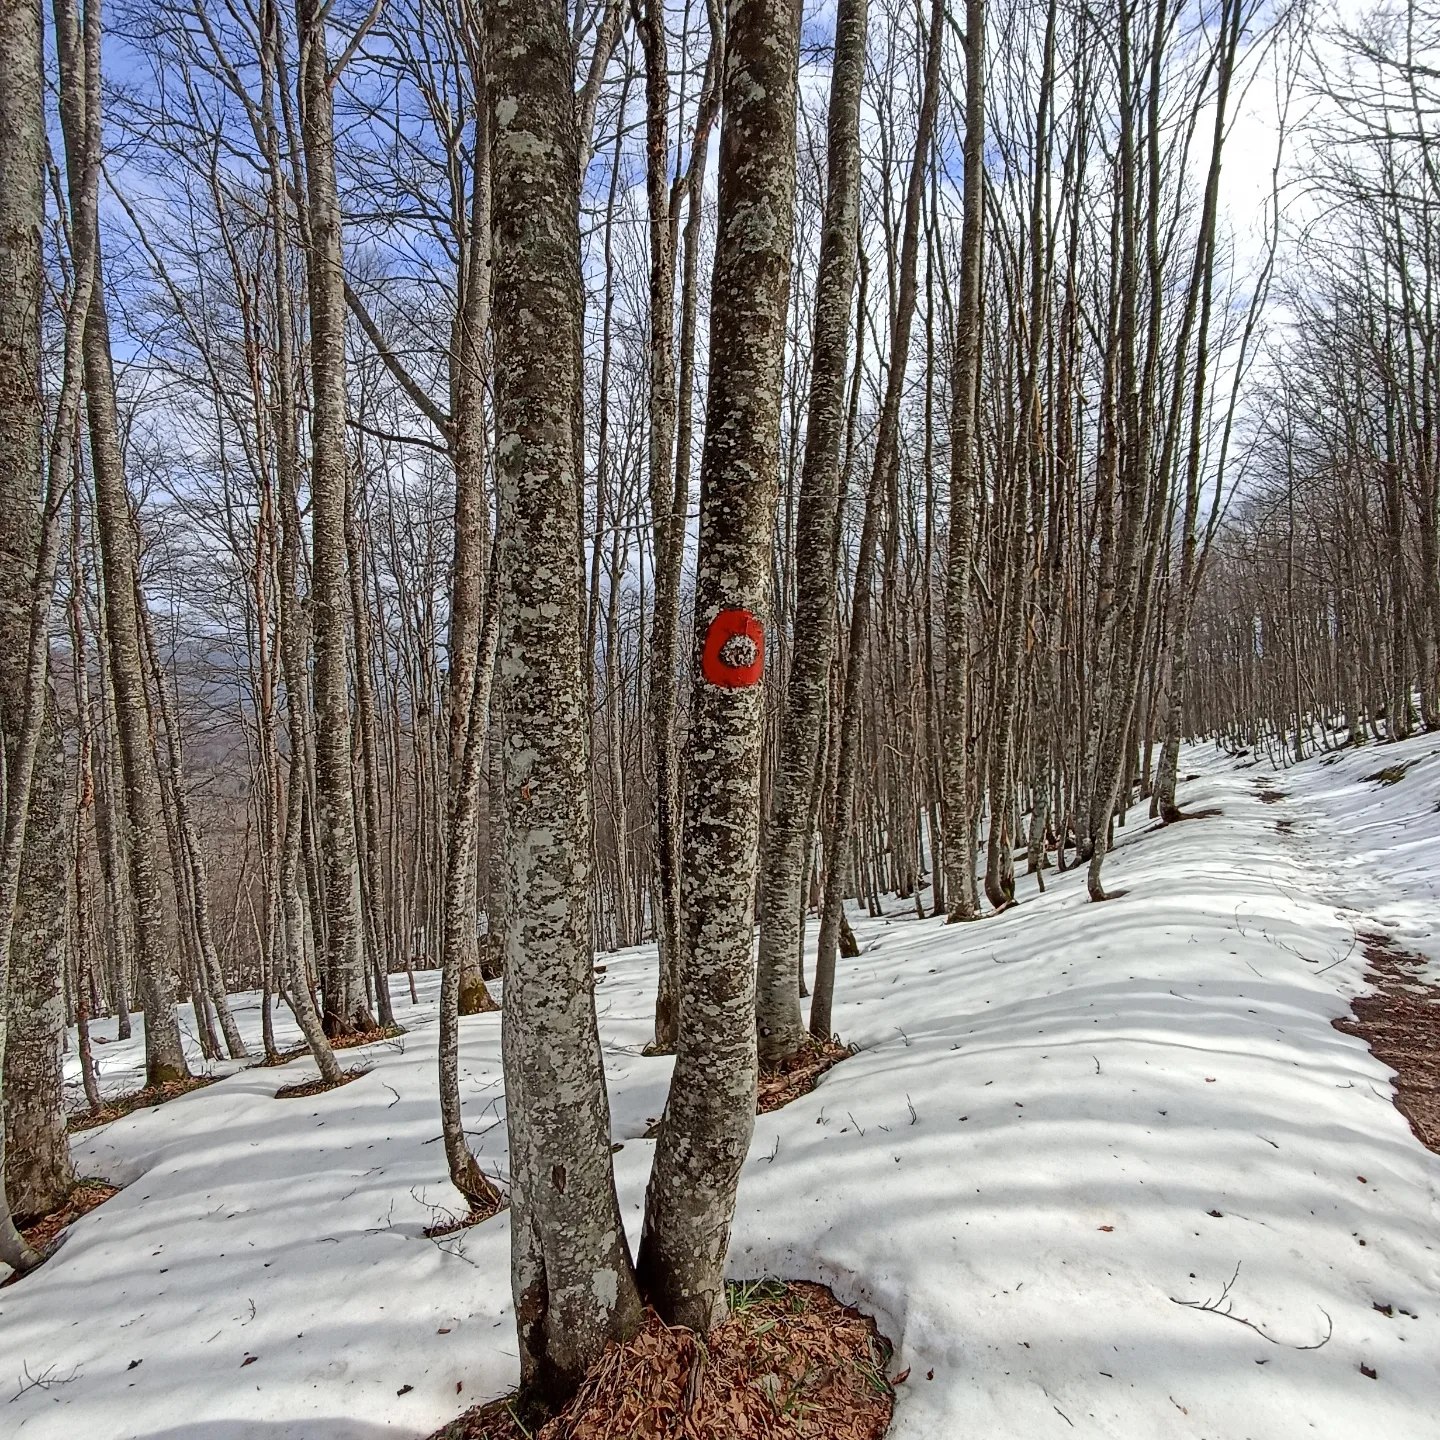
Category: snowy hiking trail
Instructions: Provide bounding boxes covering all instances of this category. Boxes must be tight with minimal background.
[2,741,1438,1439]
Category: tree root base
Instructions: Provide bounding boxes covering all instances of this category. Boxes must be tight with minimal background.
[457,983,501,1016]
[757,1038,854,1115]
[422,1279,895,1439]
[67,1076,217,1134]
[3,1179,120,1285]
[329,1023,406,1051]
[274,1067,367,1099]
[422,1192,508,1238]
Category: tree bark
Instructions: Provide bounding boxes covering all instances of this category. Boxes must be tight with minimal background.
[755,0,867,1067]
[55,0,189,1087]
[637,0,803,1333]
[295,0,374,1034]
[487,0,642,1404]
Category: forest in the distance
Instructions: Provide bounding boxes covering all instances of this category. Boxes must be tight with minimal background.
[1,0,1437,1432]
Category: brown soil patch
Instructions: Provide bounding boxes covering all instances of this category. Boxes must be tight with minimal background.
[12,1179,120,1262]
[261,1026,403,1070]
[1255,786,1287,805]
[274,1067,367,1099]
[259,1044,309,1067]
[1164,806,1224,824]
[1274,818,1295,834]
[1333,932,1439,1154]
[1364,762,1414,788]
[67,1076,218,1133]
[425,1279,894,1440]
[757,1040,854,1115]
[330,1024,405,1051]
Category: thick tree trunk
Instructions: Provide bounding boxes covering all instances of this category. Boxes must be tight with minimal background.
[0,0,103,1274]
[1,0,75,1233]
[3,701,73,1225]
[487,0,642,1405]
[637,0,802,1334]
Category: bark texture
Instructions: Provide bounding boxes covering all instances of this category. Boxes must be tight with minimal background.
[0,0,76,1233]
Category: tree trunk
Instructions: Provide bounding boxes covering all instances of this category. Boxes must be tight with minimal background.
[295,0,374,1035]
[755,0,867,1067]
[941,0,985,922]
[637,0,802,1333]
[55,0,189,1087]
[487,0,642,1404]
[812,0,945,1031]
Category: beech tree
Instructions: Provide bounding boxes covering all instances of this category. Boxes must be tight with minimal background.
[487,0,641,1399]
[637,0,804,1329]
[0,0,78,1273]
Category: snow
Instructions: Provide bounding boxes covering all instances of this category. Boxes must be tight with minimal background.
[1271,729,1440,980]
[2,738,1438,1438]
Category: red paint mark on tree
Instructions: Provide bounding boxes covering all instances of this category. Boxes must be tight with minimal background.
[701,609,765,688]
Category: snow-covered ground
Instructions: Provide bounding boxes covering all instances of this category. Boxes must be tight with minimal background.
[1271,728,1440,980]
[2,738,1438,1439]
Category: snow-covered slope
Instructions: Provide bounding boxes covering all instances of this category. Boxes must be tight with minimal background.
[1275,728,1440,980]
[2,741,1437,1439]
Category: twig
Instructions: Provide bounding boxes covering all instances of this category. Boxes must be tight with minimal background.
[1170,1263,1333,1349]
[10,1362,82,1403]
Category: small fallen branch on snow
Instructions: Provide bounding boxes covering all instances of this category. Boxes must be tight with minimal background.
[1170,1262,1333,1350]
[10,1361,82,1403]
